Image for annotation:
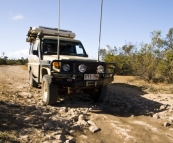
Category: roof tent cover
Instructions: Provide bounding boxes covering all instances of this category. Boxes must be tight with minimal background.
[27,26,76,42]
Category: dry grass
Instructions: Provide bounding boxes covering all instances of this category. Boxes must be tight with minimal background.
[114,75,173,94]
[0,131,19,143]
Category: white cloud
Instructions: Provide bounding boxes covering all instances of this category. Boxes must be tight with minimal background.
[11,13,24,20]
[6,49,28,59]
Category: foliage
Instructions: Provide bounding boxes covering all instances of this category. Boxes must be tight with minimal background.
[0,58,7,65]
[100,28,173,83]
[0,56,28,65]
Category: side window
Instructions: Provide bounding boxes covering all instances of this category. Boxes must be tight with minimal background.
[29,43,33,54]
[76,44,84,55]
[31,39,39,55]
[33,40,39,51]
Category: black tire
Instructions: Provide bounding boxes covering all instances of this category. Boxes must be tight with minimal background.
[98,85,108,102]
[89,85,108,102]
[42,75,58,105]
[29,71,38,87]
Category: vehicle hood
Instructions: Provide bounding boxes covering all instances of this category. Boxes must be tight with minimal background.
[43,55,97,62]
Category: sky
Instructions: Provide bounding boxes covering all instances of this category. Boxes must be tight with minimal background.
[0,0,173,59]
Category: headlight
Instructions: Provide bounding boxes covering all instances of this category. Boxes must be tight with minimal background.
[78,64,87,73]
[63,64,70,71]
[97,65,104,73]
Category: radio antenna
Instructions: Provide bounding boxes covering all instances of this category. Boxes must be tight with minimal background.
[57,0,60,60]
[98,0,103,62]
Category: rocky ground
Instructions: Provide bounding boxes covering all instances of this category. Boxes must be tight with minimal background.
[0,65,173,143]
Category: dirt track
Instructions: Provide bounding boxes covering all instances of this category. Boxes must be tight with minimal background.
[0,65,173,143]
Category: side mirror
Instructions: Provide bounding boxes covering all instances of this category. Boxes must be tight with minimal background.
[33,50,38,55]
[86,54,88,57]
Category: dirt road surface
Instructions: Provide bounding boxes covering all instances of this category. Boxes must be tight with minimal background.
[0,65,173,143]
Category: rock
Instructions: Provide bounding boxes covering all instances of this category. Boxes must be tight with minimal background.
[59,107,68,113]
[43,135,55,140]
[69,130,75,134]
[54,134,66,141]
[43,121,54,130]
[78,114,85,121]
[80,134,88,139]
[1,91,4,94]
[87,120,96,126]
[89,106,103,113]
[66,135,75,140]
[77,120,89,127]
[68,115,78,122]
[51,129,67,135]
[20,135,29,142]
[131,115,135,117]
[28,94,33,98]
[27,99,32,103]
[160,104,167,110]
[24,117,33,123]
[169,117,173,122]
[77,114,89,127]
[64,139,76,143]
[43,112,52,118]
[31,110,42,115]
[153,114,160,119]
[35,130,44,137]
[89,125,101,133]
[51,115,60,121]
[71,124,80,130]
[42,141,51,143]
[15,117,23,125]
[25,105,36,113]
[163,122,171,127]
[52,140,63,143]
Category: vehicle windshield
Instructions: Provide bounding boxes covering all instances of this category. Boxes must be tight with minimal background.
[43,39,86,56]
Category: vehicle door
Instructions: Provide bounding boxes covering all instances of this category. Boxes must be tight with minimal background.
[28,38,40,78]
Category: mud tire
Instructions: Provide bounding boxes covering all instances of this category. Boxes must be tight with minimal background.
[42,75,58,105]
[89,85,108,102]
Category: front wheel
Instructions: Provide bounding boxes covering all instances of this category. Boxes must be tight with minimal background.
[88,85,108,102]
[42,75,58,105]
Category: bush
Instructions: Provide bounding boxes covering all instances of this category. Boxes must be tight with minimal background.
[0,58,7,65]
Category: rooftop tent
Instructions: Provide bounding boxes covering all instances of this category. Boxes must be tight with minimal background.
[26,26,76,42]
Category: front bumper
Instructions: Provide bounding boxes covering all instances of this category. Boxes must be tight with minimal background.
[51,73,114,88]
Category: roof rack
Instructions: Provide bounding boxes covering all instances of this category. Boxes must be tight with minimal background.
[26,26,76,42]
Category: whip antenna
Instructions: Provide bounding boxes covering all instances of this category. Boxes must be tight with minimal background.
[98,0,103,62]
[57,0,60,60]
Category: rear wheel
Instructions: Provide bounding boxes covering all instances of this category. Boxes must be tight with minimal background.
[29,71,38,87]
[42,75,58,105]
[88,85,108,102]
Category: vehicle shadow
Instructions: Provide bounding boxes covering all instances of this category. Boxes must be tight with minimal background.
[54,82,165,117]
[99,83,164,117]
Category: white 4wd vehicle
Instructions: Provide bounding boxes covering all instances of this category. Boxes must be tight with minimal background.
[27,26,115,105]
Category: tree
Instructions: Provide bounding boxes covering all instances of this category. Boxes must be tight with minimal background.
[98,49,106,61]
[122,44,134,55]
[160,28,173,82]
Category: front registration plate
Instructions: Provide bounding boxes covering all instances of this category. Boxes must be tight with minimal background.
[84,74,99,80]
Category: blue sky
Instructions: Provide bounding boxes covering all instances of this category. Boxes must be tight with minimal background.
[0,0,173,59]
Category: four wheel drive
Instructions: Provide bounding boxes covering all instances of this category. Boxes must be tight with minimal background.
[27,26,115,105]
